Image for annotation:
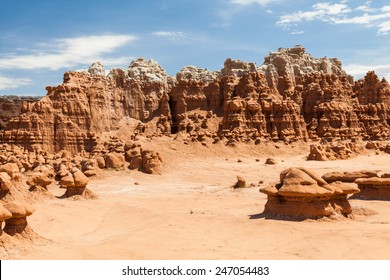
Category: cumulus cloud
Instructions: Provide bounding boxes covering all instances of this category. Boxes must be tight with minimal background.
[277,1,390,35]
[0,34,137,70]
[0,75,32,90]
[229,0,276,5]
[277,2,352,27]
[344,63,390,81]
[151,31,188,43]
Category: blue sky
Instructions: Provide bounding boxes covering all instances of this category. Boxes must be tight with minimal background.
[1,0,390,96]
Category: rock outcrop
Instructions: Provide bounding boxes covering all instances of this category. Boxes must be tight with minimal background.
[307,142,364,161]
[260,167,359,220]
[2,46,390,155]
[0,59,171,154]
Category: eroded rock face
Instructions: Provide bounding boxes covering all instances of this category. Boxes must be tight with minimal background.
[353,177,390,200]
[2,46,390,155]
[260,167,359,220]
[0,59,171,154]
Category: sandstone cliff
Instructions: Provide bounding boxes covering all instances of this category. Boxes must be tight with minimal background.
[1,46,390,154]
[0,59,171,154]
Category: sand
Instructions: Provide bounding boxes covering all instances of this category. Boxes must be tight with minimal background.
[4,139,390,259]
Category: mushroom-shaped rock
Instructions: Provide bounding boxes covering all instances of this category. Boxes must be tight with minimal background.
[0,172,12,193]
[2,200,35,236]
[352,177,390,200]
[26,172,52,189]
[61,168,90,197]
[0,204,12,235]
[260,167,356,220]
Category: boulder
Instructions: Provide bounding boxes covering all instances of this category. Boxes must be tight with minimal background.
[234,176,246,188]
[141,150,163,174]
[105,153,125,169]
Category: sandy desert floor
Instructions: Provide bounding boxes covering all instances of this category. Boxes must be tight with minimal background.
[5,139,390,260]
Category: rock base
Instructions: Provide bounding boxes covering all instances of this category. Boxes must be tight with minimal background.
[263,194,353,220]
[352,184,390,200]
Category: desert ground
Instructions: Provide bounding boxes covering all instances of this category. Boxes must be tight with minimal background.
[3,138,390,260]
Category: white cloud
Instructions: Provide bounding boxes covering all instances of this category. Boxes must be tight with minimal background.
[229,0,276,5]
[344,63,390,81]
[378,20,390,35]
[0,34,137,70]
[0,75,32,90]
[277,1,390,35]
[290,30,305,35]
[151,31,187,43]
[277,3,351,27]
[216,0,281,27]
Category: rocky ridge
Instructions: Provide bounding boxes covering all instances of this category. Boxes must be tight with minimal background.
[1,45,390,155]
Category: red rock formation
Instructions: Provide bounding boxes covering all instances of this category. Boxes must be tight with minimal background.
[2,200,35,236]
[2,46,390,154]
[322,170,379,183]
[0,96,40,130]
[307,142,364,161]
[260,167,359,220]
[0,59,171,154]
